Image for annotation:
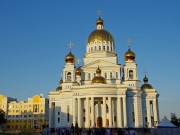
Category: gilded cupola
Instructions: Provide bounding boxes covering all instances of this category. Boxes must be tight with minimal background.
[124,48,136,61]
[92,66,107,84]
[56,79,63,91]
[65,51,76,64]
[87,16,114,44]
[141,75,153,90]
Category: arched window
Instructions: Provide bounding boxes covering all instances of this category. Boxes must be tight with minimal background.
[99,46,101,51]
[91,47,93,51]
[95,46,96,51]
[88,73,91,80]
[103,46,105,50]
[110,45,112,51]
[67,72,71,82]
[110,72,112,79]
[129,70,133,79]
[116,72,118,79]
[107,46,109,51]
[105,72,107,79]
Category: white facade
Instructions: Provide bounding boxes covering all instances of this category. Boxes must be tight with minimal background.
[48,15,160,128]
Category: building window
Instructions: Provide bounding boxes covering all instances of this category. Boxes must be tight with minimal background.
[105,73,107,79]
[107,46,109,51]
[67,72,71,82]
[58,111,60,115]
[91,47,93,51]
[88,73,91,80]
[110,72,112,79]
[116,72,118,79]
[95,46,96,51]
[129,70,133,79]
[103,46,105,50]
[99,46,101,51]
[58,117,60,123]
[94,73,96,77]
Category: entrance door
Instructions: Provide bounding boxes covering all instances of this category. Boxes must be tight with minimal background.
[97,116,102,128]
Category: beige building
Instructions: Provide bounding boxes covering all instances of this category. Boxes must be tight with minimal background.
[0,93,17,116]
[6,94,49,130]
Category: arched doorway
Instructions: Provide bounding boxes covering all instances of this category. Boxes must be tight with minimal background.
[97,116,102,128]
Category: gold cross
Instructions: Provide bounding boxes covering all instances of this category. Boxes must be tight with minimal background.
[98,9,102,17]
[77,58,81,66]
[68,42,73,50]
[127,38,132,48]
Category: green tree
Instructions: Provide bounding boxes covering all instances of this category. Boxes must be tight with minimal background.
[0,109,6,127]
[170,113,180,127]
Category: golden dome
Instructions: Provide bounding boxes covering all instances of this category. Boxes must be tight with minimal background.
[87,29,114,44]
[92,67,106,84]
[87,17,114,44]
[141,84,153,90]
[124,48,135,61]
[76,67,81,76]
[65,51,76,63]
[56,86,62,91]
[92,76,107,84]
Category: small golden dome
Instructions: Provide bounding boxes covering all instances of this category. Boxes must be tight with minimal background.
[76,67,81,76]
[56,86,62,91]
[65,51,76,63]
[141,84,153,90]
[92,67,106,84]
[124,48,135,61]
[92,76,107,84]
[96,17,104,25]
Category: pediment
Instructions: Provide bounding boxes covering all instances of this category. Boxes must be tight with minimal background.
[81,59,120,69]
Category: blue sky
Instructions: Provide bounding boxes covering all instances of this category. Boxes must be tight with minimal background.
[0,0,180,119]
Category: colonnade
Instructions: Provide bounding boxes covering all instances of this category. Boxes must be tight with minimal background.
[72,96,127,128]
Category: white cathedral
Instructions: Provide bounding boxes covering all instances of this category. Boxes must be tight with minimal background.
[48,14,160,128]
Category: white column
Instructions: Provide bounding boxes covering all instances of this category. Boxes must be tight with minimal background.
[108,97,112,127]
[117,97,120,127]
[73,98,76,125]
[78,98,81,127]
[153,100,158,126]
[86,97,90,128]
[91,97,95,127]
[146,100,151,127]
[123,97,127,127]
[103,97,106,127]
